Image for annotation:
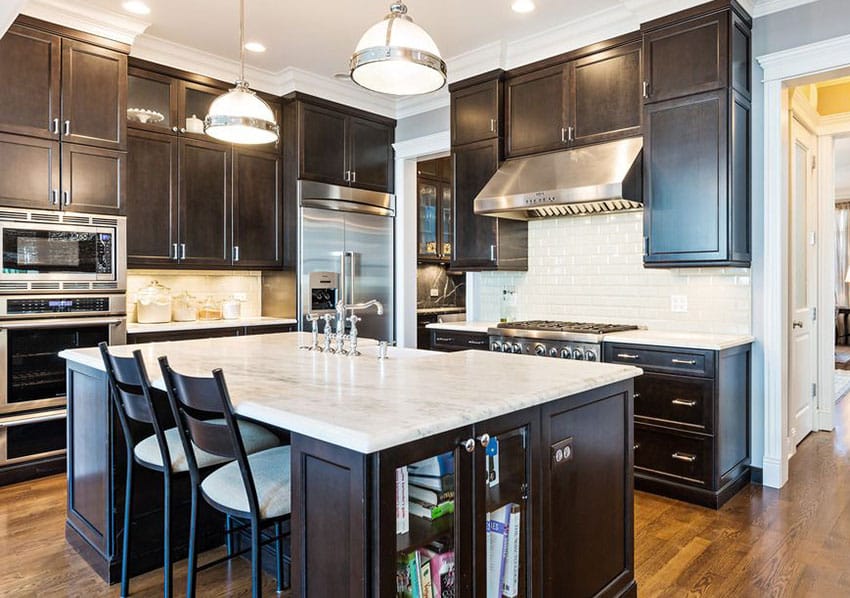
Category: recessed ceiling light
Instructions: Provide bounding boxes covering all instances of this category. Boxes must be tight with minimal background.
[244,41,266,53]
[512,0,535,13]
[122,1,151,15]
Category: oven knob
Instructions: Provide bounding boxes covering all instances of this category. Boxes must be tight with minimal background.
[585,350,598,362]
[534,344,546,356]
[512,343,522,354]
[561,348,572,359]
[549,347,559,358]
[572,349,585,360]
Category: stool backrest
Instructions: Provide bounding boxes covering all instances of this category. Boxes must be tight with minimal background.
[158,356,260,514]
[99,342,173,468]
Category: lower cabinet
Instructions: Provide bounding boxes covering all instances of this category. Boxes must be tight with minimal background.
[429,329,490,352]
[290,379,635,597]
[604,341,751,508]
[127,323,295,344]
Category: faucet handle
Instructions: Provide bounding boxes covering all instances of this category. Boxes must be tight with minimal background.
[347,314,362,325]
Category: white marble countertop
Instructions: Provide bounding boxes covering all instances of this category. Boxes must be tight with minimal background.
[128,317,297,335]
[603,330,754,351]
[60,332,640,454]
[425,321,498,334]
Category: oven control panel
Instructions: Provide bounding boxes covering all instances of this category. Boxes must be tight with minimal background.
[6,296,112,315]
[488,336,601,362]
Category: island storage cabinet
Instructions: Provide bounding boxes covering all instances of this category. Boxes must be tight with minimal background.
[429,329,490,352]
[603,341,751,508]
[290,380,635,598]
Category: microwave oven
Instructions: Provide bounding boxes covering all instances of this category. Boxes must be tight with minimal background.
[0,208,126,293]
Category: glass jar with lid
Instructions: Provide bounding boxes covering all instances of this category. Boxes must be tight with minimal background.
[198,296,222,321]
[172,291,198,322]
[136,280,172,323]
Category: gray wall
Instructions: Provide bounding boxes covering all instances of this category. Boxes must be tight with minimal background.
[396,106,450,141]
[749,0,850,471]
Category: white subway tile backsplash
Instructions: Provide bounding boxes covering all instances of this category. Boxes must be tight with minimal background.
[476,212,751,334]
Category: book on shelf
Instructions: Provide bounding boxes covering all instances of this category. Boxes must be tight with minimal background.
[409,452,454,478]
[502,504,521,597]
[408,483,455,506]
[396,466,410,535]
[429,549,455,598]
[486,504,512,598]
[409,497,455,521]
[419,550,434,598]
[409,552,421,598]
[408,473,454,493]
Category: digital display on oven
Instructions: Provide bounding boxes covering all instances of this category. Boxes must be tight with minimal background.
[48,300,74,309]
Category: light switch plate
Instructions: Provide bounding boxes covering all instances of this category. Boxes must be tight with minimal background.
[671,294,688,313]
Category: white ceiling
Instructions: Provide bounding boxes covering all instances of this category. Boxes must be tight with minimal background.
[69,0,622,77]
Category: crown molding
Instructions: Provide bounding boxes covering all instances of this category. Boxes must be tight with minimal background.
[752,0,817,18]
[276,67,397,118]
[20,0,149,45]
[758,33,850,82]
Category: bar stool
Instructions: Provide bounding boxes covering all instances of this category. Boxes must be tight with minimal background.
[99,343,280,597]
[158,356,292,598]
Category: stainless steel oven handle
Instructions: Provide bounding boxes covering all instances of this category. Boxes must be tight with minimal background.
[0,317,126,330]
[0,411,66,428]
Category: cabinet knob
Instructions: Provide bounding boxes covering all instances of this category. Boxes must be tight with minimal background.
[477,433,490,448]
[461,438,476,453]
[172,126,179,133]
[180,127,187,134]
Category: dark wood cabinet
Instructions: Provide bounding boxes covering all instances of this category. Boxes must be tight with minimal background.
[429,329,489,352]
[641,2,751,267]
[297,99,394,192]
[127,67,179,134]
[232,147,282,268]
[452,139,527,271]
[178,137,230,267]
[451,75,502,146]
[126,130,178,265]
[61,39,127,150]
[604,341,751,508]
[0,24,60,140]
[506,65,569,158]
[572,41,642,146]
[60,143,125,215]
[0,133,59,210]
[417,156,453,262]
[127,323,295,344]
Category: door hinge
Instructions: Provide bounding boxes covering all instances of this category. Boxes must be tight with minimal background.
[812,307,817,322]
[812,383,817,398]
[812,155,817,171]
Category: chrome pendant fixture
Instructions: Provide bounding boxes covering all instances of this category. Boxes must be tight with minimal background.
[204,0,279,144]
[350,1,447,96]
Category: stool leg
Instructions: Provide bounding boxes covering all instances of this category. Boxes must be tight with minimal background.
[225,515,233,557]
[275,521,283,593]
[186,485,199,598]
[121,457,134,598]
[163,471,173,597]
[251,518,262,598]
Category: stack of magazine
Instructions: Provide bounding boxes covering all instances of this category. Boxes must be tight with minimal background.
[407,453,455,521]
[397,541,455,598]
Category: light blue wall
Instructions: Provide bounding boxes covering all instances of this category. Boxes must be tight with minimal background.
[396,106,450,141]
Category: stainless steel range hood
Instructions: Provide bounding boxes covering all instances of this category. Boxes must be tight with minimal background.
[473,137,643,220]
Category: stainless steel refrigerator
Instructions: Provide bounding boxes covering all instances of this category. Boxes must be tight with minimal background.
[298,181,394,342]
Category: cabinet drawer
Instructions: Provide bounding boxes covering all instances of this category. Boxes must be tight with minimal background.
[604,343,714,376]
[430,330,489,352]
[634,425,712,487]
[634,373,713,433]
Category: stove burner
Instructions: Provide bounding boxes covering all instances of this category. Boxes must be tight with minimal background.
[497,320,639,334]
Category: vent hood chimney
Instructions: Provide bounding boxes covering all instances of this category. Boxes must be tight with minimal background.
[473,137,643,220]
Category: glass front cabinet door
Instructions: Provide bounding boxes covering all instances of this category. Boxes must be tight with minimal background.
[418,181,439,259]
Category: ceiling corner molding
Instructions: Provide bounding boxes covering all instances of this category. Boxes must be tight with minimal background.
[277,67,397,118]
[752,0,818,18]
[21,0,149,44]
[130,34,282,94]
[757,32,850,81]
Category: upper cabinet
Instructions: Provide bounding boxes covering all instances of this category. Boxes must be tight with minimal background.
[295,97,395,193]
[451,76,502,146]
[505,37,642,158]
[641,2,751,267]
[417,156,453,262]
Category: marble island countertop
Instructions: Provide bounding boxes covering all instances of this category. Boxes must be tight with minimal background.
[127,317,298,335]
[60,332,641,454]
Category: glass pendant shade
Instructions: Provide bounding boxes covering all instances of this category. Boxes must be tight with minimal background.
[205,81,278,144]
[350,2,447,96]
[204,0,279,144]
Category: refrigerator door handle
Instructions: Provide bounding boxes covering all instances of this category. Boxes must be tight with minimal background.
[346,251,356,304]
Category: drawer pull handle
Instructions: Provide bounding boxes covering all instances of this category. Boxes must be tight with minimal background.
[672,452,697,463]
[633,393,641,399]
[435,336,452,343]
[671,398,697,407]
[633,443,640,450]
[617,353,640,360]
[671,359,697,366]
[468,339,487,346]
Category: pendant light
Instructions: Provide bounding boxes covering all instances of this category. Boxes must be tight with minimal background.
[204,0,279,144]
[350,1,447,96]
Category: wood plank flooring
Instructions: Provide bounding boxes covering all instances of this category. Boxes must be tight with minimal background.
[2,398,850,597]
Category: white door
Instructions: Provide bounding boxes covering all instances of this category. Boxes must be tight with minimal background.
[789,117,819,447]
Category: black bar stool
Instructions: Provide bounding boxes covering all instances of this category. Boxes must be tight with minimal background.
[99,343,280,597]
[158,356,292,598]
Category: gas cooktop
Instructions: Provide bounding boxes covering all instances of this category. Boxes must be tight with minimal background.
[488,320,641,359]
[496,320,639,335]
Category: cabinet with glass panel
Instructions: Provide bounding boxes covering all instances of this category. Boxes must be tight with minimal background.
[417,156,454,262]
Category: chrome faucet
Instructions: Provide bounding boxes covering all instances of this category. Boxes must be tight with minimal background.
[322,313,335,353]
[334,299,385,355]
[303,313,320,350]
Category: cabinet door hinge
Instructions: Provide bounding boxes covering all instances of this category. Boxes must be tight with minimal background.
[812,383,817,398]
[521,482,529,501]
[812,307,817,322]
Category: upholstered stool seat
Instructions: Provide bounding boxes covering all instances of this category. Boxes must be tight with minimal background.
[134,421,279,472]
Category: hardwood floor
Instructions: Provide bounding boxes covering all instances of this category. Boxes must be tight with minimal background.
[2,398,850,597]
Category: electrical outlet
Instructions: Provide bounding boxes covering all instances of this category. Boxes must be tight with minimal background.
[234,292,248,301]
[430,288,439,298]
[670,294,688,313]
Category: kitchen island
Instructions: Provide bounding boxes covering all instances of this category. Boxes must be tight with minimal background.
[61,332,641,597]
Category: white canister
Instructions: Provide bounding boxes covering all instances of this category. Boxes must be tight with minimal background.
[186,114,204,133]
[136,280,172,324]
[221,296,242,320]
[172,291,198,322]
